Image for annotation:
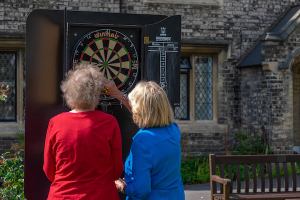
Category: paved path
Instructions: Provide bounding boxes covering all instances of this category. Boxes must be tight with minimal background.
[184,176,300,200]
[184,183,211,200]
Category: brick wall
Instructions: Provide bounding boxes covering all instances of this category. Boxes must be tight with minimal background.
[181,132,223,157]
[0,0,120,37]
[1,0,299,56]
[0,136,17,156]
[262,25,300,63]
[218,61,241,125]
[293,62,300,147]
[240,67,293,154]
[120,0,300,58]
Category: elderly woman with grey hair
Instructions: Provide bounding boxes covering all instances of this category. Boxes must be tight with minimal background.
[43,65,123,200]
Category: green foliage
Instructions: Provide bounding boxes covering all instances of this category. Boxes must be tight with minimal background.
[181,157,300,185]
[181,128,274,185]
[0,143,26,200]
[0,82,9,102]
[181,156,210,184]
[232,131,273,155]
[9,126,25,149]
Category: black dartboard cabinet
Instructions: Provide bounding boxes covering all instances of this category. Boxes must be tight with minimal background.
[25,9,180,200]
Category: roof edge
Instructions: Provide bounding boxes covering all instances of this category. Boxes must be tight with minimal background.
[237,5,296,66]
[236,64,262,68]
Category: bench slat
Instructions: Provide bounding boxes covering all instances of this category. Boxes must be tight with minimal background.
[297,163,300,187]
[213,192,300,200]
[236,164,241,193]
[291,162,296,192]
[267,163,273,192]
[210,154,217,198]
[260,163,265,193]
[275,163,281,192]
[252,163,257,193]
[298,162,300,187]
[210,154,300,200]
[228,164,233,193]
[215,155,300,164]
[244,164,249,193]
[283,163,289,192]
[220,164,224,194]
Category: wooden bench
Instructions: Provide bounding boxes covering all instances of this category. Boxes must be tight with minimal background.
[209,154,300,200]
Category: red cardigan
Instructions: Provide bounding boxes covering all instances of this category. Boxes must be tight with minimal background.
[43,110,123,200]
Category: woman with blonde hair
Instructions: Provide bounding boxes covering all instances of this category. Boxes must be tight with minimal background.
[43,65,123,200]
[104,80,185,200]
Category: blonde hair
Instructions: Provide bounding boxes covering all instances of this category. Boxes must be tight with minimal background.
[61,64,104,110]
[128,81,174,128]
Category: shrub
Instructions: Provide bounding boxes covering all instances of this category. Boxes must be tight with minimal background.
[181,156,210,184]
[0,143,25,200]
[181,127,284,185]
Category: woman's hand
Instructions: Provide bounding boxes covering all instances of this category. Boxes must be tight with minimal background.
[102,79,132,113]
[115,178,127,193]
[102,79,124,101]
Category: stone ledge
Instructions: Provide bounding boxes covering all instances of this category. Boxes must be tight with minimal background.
[142,0,224,6]
[0,122,23,135]
[0,37,25,49]
[262,62,279,72]
[293,146,300,154]
[175,120,228,133]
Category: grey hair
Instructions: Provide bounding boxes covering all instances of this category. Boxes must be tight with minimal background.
[61,64,104,110]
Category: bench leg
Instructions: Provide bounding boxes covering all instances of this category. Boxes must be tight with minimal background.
[223,183,230,200]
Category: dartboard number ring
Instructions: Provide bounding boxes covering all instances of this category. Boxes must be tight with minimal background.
[72,29,139,100]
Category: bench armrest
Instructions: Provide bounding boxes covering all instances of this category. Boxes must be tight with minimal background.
[211,175,231,186]
[211,175,231,200]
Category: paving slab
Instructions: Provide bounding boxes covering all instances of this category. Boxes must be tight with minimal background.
[184,183,211,200]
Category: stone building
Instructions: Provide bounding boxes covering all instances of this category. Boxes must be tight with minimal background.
[1,0,300,155]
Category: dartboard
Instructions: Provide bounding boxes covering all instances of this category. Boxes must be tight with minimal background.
[72,29,139,100]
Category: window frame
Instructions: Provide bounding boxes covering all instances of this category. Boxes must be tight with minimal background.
[191,54,218,123]
[176,53,218,123]
[0,51,18,122]
[0,38,25,127]
[175,44,230,133]
[175,68,190,120]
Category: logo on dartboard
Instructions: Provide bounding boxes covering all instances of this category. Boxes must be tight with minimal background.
[72,29,139,100]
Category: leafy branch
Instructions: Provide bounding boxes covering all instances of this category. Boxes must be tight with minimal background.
[0,82,9,102]
[0,143,25,200]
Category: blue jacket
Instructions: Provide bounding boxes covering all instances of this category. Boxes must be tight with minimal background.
[124,123,185,200]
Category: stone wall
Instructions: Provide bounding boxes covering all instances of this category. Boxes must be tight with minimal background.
[0,0,120,37]
[1,0,299,56]
[181,132,224,157]
[262,25,300,63]
[0,136,17,156]
[120,0,299,58]
[293,62,300,148]
[240,66,293,154]
[218,61,241,126]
